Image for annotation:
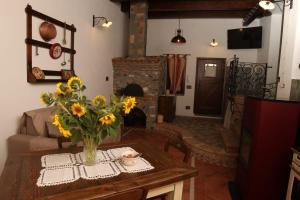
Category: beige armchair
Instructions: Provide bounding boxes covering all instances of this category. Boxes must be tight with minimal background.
[7,107,121,154]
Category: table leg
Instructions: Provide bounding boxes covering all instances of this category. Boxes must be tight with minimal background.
[168,181,184,200]
[189,155,195,200]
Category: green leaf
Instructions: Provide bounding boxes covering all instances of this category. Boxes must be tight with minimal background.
[70,129,82,144]
[100,130,108,140]
[108,127,118,137]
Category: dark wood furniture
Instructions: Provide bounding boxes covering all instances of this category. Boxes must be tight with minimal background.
[57,137,75,149]
[158,95,176,122]
[101,188,147,200]
[0,141,197,200]
[236,97,300,200]
[25,5,76,83]
[164,132,191,163]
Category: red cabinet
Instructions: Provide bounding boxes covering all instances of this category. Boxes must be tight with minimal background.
[236,97,300,200]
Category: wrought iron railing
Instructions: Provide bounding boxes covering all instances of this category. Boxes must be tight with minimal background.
[228,55,270,98]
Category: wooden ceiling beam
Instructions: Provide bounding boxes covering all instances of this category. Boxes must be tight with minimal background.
[148,1,258,12]
[110,0,269,19]
[148,10,252,19]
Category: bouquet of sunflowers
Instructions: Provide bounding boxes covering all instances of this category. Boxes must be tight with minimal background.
[40,77,136,165]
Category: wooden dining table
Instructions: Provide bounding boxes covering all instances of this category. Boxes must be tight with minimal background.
[0,140,198,200]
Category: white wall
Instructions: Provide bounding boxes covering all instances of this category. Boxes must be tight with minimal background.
[147,18,260,116]
[277,0,300,98]
[257,12,282,84]
[0,0,128,173]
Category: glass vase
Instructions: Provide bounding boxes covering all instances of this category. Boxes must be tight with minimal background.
[83,137,97,166]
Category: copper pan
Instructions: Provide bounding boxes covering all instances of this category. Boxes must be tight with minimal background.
[39,22,57,42]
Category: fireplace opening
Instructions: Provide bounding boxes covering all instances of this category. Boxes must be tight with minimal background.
[124,107,146,128]
[119,83,144,97]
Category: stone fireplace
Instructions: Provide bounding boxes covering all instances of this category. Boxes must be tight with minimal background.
[112,0,166,129]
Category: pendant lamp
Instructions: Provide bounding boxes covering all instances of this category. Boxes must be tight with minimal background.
[171,19,186,44]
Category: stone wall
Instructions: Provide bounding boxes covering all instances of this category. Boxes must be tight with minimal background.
[129,1,148,57]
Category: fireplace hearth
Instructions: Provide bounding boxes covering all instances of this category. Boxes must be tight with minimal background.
[113,57,166,129]
[124,107,146,128]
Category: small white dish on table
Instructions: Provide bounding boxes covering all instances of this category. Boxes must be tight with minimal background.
[121,150,139,166]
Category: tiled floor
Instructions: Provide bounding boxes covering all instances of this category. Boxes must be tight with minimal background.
[173,117,225,149]
[157,117,239,167]
[122,129,235,200]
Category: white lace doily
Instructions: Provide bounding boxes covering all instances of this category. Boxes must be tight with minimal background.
[41,153,76,168]
[37,147,155,187]
[37,166,80,187]
[79,162,121,180]
[115,157,154,173]
[75,150,110,164]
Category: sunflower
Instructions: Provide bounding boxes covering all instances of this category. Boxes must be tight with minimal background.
[58,126,72,138]
[123,97,136,114]
[71,103,86,117]
[56,82,68,95]
[67,76,83,91]
[99,113,116,125]
[92,95,106,106]
[52,114,72,138]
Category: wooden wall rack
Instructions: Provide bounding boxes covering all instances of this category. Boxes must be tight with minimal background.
[25,5,77,83]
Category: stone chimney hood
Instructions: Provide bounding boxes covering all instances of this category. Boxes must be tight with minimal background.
[128,1,148,57]
[112,1,166,129]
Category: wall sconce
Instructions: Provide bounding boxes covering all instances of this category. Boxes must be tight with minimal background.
[92,15,112,28]
[210,39,218,47]
[259,0,293,10]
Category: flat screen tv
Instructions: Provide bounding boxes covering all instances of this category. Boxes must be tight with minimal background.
[227,26,262,49]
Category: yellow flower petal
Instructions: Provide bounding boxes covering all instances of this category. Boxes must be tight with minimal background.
[56,82,67,95]
[52,114,61,127]
[58,126,72,138]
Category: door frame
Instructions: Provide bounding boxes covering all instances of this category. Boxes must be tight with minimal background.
[194,57,227,117]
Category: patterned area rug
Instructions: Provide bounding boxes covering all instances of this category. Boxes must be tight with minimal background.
[173,116,225,149]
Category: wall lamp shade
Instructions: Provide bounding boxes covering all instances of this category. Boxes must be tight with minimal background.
[259,0,293,10]
[210,39,218,47]
[171,19,186,44]
[93,15,112,28]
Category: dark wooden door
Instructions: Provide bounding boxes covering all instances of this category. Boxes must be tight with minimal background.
[194,58,225,115]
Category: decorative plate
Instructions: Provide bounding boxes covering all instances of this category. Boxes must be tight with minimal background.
[32,67,45,79]
[49,43,62,59]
